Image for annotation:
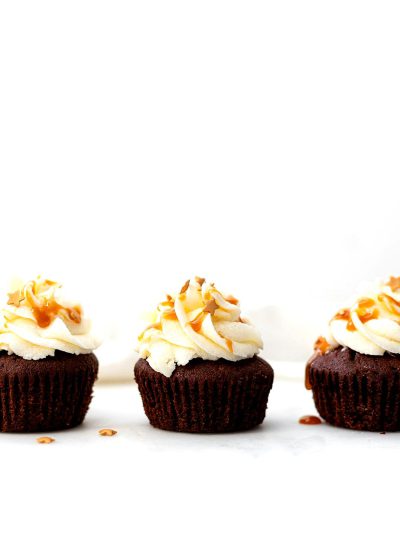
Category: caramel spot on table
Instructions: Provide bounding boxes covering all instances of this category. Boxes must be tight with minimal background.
[36,436,55,444]
[298,415,322,425]
[98,428,117,436]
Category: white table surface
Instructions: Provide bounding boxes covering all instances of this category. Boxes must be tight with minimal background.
[2,378,399,534]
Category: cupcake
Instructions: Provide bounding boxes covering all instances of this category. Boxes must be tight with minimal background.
[306,276,400,432]
[135,277,273,433]
[0,276,100,432]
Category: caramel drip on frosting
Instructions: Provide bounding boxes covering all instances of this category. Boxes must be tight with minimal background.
[333,309,356,331]
[305,336,332,390]
[14,280,82,329]
[162,309,177,321]
[189,311,206,333]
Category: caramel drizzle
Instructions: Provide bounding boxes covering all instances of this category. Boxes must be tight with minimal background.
[332,298,380,333]
[8,280,81,329]
[378,293,400,317]
[307,297,382,390]
[307,283,400,391]
[305,336,331,390]
[314,336,330,354]
[188,299,219,333]
[189,311,205,333]
[162,309,177,321]
[225,338,233,353]
[333,309,356,331]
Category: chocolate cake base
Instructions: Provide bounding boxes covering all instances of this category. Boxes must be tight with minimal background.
[134,356,274,433]
[0,351,98,432]
[309,346,400,432]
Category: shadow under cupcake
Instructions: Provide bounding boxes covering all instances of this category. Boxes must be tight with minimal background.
[135,277,274,433]
[306,276,400,432]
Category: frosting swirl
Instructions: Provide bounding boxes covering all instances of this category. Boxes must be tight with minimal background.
[316,276,400,356]
[137,277,263,377]
[0,277,100,360]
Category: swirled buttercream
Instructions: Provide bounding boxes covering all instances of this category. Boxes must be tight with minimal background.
[315,276,400,356]
[137,277,263,377]
[0,276,100,359]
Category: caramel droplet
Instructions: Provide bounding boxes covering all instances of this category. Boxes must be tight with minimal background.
[98,428,117,437]
[298,415,322,425]
[36,436,55,444]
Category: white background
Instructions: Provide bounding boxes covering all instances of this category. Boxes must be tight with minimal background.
[1,1,400,533]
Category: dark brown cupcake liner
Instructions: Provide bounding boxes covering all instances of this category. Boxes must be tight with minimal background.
[0,351,98,432]
[134,356,274,433]
[309,347,400,432]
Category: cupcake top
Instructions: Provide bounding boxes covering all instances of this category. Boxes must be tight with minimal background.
[137,277,263,377]
[315,276,400,357]
[0,276,101,360]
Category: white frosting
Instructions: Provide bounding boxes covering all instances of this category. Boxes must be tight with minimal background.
[137,278,263,377]
[325,277,400,356]
[0,277,101,359]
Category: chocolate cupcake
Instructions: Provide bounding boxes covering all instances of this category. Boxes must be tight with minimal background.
[0,277,100,432]
[306,276,400,432]
[135,277,273,433]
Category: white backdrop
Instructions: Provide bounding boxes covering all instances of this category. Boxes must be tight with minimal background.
[1,1,400,532]
[1,1,399,339]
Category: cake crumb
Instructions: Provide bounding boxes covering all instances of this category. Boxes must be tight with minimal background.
[98,428,117,437]
[36,436,55,444]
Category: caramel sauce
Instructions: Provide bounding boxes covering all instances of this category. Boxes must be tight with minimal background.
[358,298,375,308]
[225,339,233,352]
[359,309,379,323]
[160,300,174,308]
[333,308,356,331]
[24,283,81,328]
[314,336,330,354]
[299,415,322,425]
[189,312,205,332]
[162,309,177,321]
[305,352,319,390]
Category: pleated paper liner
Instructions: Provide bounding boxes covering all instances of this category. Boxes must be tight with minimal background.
[0,351,98,432]
[309,347,400,432]
[135,356,274,433]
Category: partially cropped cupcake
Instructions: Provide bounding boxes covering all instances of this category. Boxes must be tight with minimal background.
[135,277,273,433]
[307,276,400,432]
[0,276,100,432]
